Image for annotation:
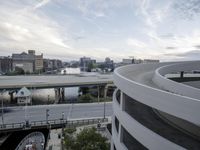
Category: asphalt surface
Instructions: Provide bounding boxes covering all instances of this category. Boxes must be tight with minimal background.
[0,102,113,124]
[0,74,113,89]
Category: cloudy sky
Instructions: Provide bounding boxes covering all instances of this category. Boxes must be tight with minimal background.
[0,0,200,62]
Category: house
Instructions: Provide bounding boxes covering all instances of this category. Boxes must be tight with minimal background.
[16,87,31,104]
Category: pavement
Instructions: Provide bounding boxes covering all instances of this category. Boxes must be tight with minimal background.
[0,102,113,124]
[46,129,62,150]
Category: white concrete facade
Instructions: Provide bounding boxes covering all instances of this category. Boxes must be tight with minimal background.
[112,61,200,150]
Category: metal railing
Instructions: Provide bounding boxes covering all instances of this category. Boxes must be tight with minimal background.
[0,118,108,132]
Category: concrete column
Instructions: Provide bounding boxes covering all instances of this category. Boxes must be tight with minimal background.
[180,71,184,78]
[119,123,123,142]
[111,140,114,150]
[58,88,62,103]
[99,85,105,98]
[120,91,125,111]
[111,115,115,150]
[61,88,65,102]
[9,91,14,104]
[104,85,108,99]
[54,88,60,103]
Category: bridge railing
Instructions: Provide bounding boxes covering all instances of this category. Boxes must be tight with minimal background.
[0,118,108,132]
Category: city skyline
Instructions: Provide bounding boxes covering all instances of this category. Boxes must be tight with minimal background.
[0,0,200,62]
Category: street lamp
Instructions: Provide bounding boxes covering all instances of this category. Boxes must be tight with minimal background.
[61,112,65,150]
[62,112,64,120]
[97,86,100,103]
[104,94,106,119]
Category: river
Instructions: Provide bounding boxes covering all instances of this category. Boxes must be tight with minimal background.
[1,68,81,104]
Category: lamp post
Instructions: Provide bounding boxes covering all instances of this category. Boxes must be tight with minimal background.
[104,93,106,119]
[61,112,65,150]
[62,112,64,120]
[97,86,100,103]
[61,112,64,130]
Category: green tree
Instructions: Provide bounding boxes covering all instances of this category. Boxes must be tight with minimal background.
[79,94,94,103]
[15,67,25,75]
[79,87,89,95]
[63,128,76,150]
[64,127,110,150]
[87,62,96,72]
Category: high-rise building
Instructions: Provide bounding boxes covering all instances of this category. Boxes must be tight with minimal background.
[143,59,159,63]
[79,57,96,72]
[43,59,63,72]
[104,57,114,70]
[122,58,134,64]
[35,54,44,73]
[12,50,43,73]
[12,51,35,73]
[0,56,12,73]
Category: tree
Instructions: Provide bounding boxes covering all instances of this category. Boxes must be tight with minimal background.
[15,67,25,75]
[87,62,96,72]
[63,127,110,150]
[79,94,94,103]
[79,87,89,95]
[63,128,77,150]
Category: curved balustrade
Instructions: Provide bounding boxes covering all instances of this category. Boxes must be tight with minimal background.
[114,62,200,125]
[112,61,200,150]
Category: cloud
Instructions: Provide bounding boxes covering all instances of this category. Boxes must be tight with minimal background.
[0,1,71,53]
[194,45,200,49]
[163,50,200,60]
[1,0,200,62]
[173,0,200,19]
[127,38,147,48]
[34,0,51,9]
[135,0,171,28]
[165,46,176,49]
[174,50,200,57]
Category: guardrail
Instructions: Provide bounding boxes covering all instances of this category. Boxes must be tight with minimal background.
[0,118,108,132]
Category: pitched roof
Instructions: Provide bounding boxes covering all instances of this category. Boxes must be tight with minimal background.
[16,87,31,97]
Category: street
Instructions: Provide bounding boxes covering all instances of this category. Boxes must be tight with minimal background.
[0,102,113,124]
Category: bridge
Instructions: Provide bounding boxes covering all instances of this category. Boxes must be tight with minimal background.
[0,102,112,149]
[0,74,114,103]
[0,102,112,124]
[0,117,109,150]
[0,74,113,90]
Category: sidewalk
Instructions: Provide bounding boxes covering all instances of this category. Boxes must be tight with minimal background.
[46,129,62,150]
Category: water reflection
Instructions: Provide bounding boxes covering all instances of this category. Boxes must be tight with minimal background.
[0,68,81,104]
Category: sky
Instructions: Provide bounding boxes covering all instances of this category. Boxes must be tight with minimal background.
[0,0,200,62]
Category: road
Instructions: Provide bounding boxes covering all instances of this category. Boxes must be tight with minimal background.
[0,102,113,124]
[0,74,113,90]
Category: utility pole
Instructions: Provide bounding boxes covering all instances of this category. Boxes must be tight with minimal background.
[30,85,33,106]
[104,92,106,119]
[61,112,64,136]
[61,112,65,150]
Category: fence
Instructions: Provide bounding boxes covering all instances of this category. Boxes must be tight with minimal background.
[0,118,108,132]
